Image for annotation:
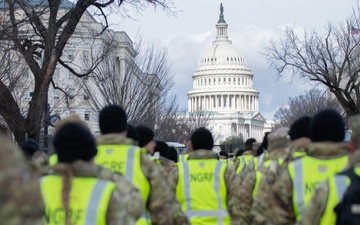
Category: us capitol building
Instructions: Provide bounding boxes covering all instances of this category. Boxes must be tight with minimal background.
[187,4,267,144]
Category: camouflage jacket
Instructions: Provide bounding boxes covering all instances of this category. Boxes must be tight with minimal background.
[0,137,44,225]
[43,161,143,225]
[168,150,243,225]
[159,156,176,175]
[31,150,51,175]
[97,134,189,225]
[263,142,349,225]
[298,148,360,225]
[239,149,287,225]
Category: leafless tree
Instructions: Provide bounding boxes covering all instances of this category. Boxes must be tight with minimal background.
[0,0,174,143]
[274,88,343,127]
[84,34,177,130]
[264,6,360,117]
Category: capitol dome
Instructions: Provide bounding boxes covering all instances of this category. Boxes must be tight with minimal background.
[187,4,266,144]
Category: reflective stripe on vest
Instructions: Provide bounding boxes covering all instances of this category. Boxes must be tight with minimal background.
[177,159,230,225]
[95,144,151,225]
[288,155,348,221]
[41,175,115,225]
[235,155,254,174]
[319,174,350,225]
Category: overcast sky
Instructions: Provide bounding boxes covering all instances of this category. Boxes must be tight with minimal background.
[115,0,358,120]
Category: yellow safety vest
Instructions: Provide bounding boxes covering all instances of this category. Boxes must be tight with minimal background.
[49,154,58,166]
[40,175,115,225]
[179,154,189,163]
[288,154,348,221]
[95,144,151,225]
[176,159,231,225]
[235,155,257,174]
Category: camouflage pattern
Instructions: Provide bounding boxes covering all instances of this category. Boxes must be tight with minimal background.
[159,155,177,175]
[97,133,190,225]
[0,135,44,225]
[168,150,243,225]
[31,150,51,175]
[44,160,143,225]
[239,127,290,224]
[258,142,349,225]
[299,115,360,225]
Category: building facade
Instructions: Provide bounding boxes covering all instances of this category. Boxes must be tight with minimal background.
[187,5,266,144]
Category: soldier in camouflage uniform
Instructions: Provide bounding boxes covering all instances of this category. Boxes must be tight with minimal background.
[96,105,189,225]
[0,135,44,225]
[299,114,360,225]
[261,109,349,225]
[238,127,290,224]
[42,122,143,225]
[168,127,243,225]
[154,141,177,175]
[250,117,311,225]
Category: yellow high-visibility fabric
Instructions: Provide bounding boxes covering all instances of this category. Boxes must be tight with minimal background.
[235,154,255,174]
[95,144,151,225]
[178,154,189,164]
[176,159,231,225]
[288,155,348,221]
[49,154,57,166]
[319,167,360,225]
[41,175,115,225]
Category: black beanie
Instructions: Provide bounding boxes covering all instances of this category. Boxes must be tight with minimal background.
[137,126,154,147]
[127,124,139,142]
[309,109,345,142]
[219,150,228,158]
[289,116,311,141]
[154,141,168,157]
[167,146,178,163]
[20,139,39,158]
[99,105,127,134]
[245,138,257,151]
[53,122,97,163]
[190,127,214,150]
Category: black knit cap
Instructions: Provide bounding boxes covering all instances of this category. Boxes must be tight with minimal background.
[20,139,39,159]
[53,122,97,163]
[167,146,178,163]
[190,127,214,150]
[219,150,228,158]
[99,105,127,134]
[154,141,168,157]
[127,124,139,142]
[309,109,345,142]
[289,116,311,141]
[136,125,154,147]
[245,138,257,151]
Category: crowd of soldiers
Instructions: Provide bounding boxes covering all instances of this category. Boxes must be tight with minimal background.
[1,105,359,225]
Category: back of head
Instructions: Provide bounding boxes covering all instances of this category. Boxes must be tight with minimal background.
[99,105,127,134]
[167,146,178,163]
[136,125,155,147]
[236,149,245,157]
[245,138,257,151]
[126,124,139,142]
[53,122,97,163]
[219,150,228,158]
[20,139,39,159]
[154,141,168,157]
[190,127,214,150]
[267,127,291,152]
[289,116,311,141]
[309,109,345,142]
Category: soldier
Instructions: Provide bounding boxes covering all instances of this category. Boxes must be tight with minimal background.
[95,105,189,225]
[299,114,360,225]
[239,127,290,224]
[287,116,311,159]
[263,109,349,224]
[235,138,257,174]
[20,138,49,174]
[168,127,242,225]
[41,122,143,225]
[154,141,176,175]
[219,150,229,165]
[0,134,44,225]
